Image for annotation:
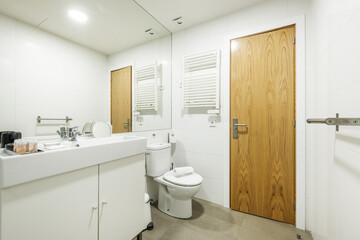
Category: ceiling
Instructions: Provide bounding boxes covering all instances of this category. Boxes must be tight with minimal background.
[135,0,266,32]
[0,0,170,55]
[0,0,265,55]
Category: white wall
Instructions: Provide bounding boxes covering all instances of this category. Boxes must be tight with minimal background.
[108,35,172,132]
[306,0,360,239]
[0,14,108,137]
[171,0,360,238]
[171,0,309,207]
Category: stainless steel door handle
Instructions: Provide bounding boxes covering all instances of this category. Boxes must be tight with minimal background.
[234,123,247,127]
[233,118,247,139]
[122,118,130,132]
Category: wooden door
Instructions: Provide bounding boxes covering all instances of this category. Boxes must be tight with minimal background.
[230,25,296,224]
[111,66,132,133]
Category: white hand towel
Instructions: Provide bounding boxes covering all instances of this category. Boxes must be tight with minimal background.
[173,167,194,178]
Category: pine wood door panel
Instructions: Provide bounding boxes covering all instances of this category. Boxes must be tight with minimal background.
[111,66,132,133]
[230,25,295,224]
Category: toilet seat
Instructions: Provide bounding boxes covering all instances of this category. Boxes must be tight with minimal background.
[163,170,203,187]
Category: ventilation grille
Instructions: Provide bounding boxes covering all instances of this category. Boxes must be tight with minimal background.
[182,50,220,109]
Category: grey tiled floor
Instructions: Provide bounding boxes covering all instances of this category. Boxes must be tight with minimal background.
[140,198,312,240]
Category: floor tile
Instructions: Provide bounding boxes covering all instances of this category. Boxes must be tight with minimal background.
[237,227,277,240]
[158,224,214,240]
[192,198,245,226]
[179,210,240,240]
[141,198,313,240]
[241,213,312,240]
[143,207,179,240]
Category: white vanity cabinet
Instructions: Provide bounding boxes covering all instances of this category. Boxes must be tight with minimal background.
[0,154,145,240]
[0,165,99,240]
[99,154,145,240]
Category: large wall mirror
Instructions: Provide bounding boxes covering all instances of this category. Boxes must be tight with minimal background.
[108,28,172,133]
[0,0,172,136]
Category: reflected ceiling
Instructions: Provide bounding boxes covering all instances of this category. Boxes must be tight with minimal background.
[0,0,170,55]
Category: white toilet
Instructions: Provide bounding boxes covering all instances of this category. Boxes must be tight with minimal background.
[146,143,203,219]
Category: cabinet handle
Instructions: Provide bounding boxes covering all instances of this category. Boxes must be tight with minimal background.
[92,206,98,210]
[102,201,108,205]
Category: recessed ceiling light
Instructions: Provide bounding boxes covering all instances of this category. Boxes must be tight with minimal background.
[68,9,88,23]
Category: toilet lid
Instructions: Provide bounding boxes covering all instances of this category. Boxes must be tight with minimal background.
[163,170,203,187]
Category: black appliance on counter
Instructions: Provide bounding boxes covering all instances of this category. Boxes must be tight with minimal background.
[0,131,22,148]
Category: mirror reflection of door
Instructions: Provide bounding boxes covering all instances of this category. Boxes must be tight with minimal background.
[111,66,132,133]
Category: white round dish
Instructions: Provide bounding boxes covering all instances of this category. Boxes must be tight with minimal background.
[91,121,112,138]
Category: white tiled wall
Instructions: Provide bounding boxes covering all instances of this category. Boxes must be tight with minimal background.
[171,0,310,207]
[306,0,360,239]
[108,35,172,132]
[0,14,108,137]
[170,0,360,238]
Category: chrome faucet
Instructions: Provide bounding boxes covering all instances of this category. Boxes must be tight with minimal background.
[68,126,81,141]
[56,126,68,139]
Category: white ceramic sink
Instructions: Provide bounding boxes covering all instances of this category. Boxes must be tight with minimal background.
[42,135,141,149]
[0,135,147,188]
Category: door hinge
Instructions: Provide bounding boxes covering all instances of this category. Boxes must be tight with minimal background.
[293,37,296,44]
[293,203,296,211]
[293,120,296,128]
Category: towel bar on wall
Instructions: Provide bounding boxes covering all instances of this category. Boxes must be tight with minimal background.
[307,113,360,131]
[37,116,73,124]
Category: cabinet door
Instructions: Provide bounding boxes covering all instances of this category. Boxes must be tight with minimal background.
[99,154,145,240]
[1,166,99,240]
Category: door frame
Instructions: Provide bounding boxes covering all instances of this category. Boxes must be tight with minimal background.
[223,15,306,229]
[109,62,135,132]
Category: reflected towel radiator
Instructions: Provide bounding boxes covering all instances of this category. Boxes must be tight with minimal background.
[134,63,161,112]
